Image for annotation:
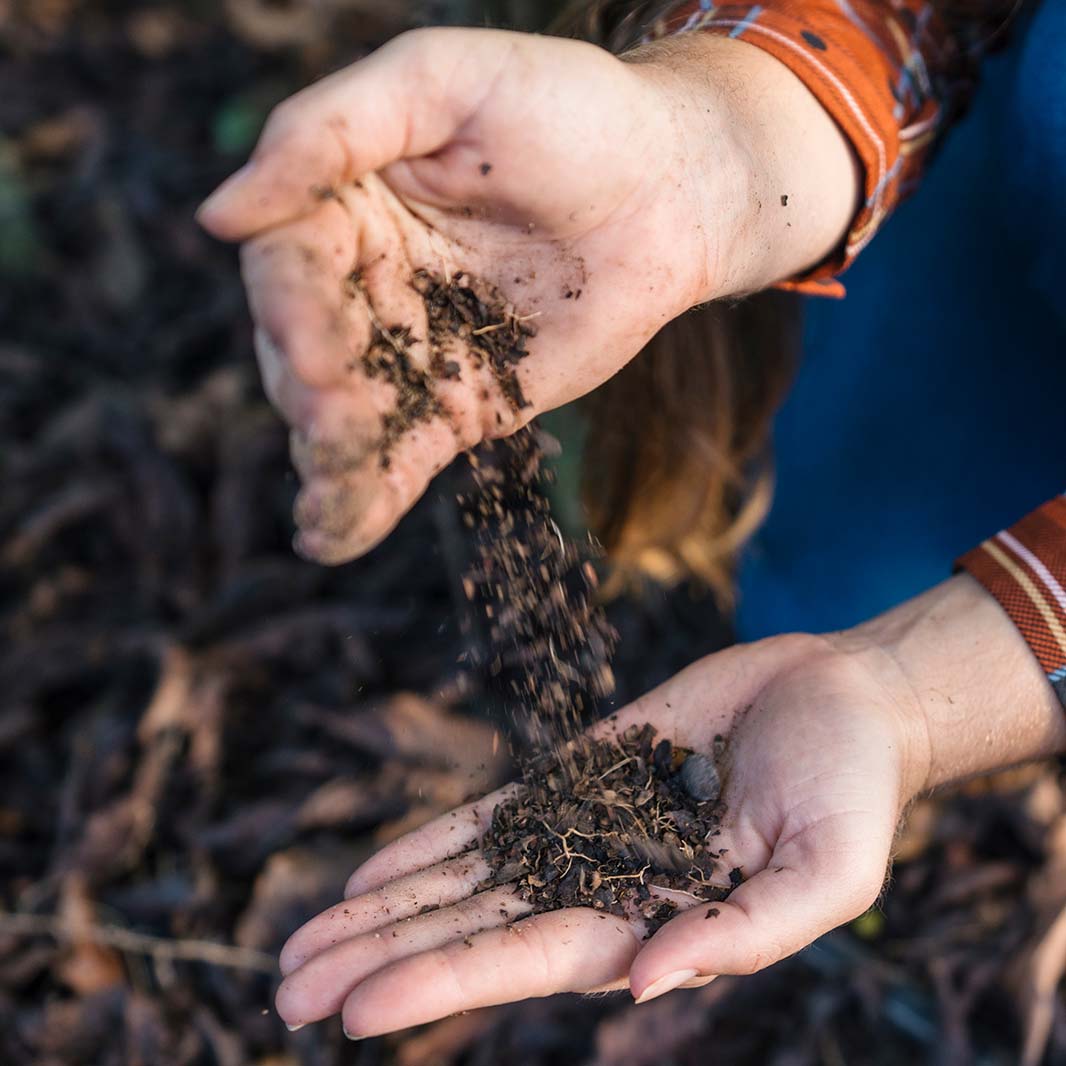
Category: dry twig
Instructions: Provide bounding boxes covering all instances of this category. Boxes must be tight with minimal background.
[0,910,277,974]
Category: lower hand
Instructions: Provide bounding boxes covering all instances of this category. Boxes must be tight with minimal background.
[273,630,925,1036]
[272,575,1066,1037]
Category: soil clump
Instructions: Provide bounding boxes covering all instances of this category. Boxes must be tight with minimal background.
[480,724,731,934]
[351,268,536,468]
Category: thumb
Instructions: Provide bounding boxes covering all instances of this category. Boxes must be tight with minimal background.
[629,815,889,1003]
[196,27,513,240]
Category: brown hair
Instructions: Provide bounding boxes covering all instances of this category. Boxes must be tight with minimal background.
[552,0,802,604]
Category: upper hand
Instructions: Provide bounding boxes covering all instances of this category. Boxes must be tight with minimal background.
[197,28,729,562]
[196,27,857,563]
[272,631,928,1037]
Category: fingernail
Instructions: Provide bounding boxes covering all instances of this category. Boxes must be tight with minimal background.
[286,1023,305,1032]
[634,968,700,1005]
[197,162,257,220]
[342,1024,363,1041]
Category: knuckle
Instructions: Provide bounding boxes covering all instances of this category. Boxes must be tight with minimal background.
[740,940,786,976]
[438,945,477,1002]
[284,339,320,385]
[515,920,556,989]
[391,26,443,55]
[262,97,299,141]
[285,331,344,390]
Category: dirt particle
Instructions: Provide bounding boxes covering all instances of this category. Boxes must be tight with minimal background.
[680,753,720,803]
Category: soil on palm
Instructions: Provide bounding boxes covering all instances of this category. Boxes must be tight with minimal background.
[481,724,732,934]
[349,267,537,468]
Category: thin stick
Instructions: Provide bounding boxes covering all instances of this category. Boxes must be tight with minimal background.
[598,756,633,780]
[603,864,651,883]
[364,302,409,357]
[0,910,277,974]
[648,883,705,901]
[471,311,543,337]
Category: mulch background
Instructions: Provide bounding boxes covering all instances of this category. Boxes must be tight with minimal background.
[3,2,1065,1063]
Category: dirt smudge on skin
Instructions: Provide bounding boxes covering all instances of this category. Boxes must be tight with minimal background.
[344,268,536,469]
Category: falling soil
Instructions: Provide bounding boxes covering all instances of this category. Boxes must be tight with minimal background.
[351,260,736,928]
[336,255,737,925]
[452,356,737,928]
[460,426,617,742]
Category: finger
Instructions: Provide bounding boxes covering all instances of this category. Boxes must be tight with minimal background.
[280,851,492,976]
[258,334,396,473]
[277,885,532,1027]
[291,412,477,564]
[341,909,640,1039]
[240,203,365,391]
[290,427,373,481]
[344,784,521,899]
[628,815,888,1001]
[196,29,513,240]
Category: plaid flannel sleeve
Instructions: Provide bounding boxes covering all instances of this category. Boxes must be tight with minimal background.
[958,499,1066,708]
[655,0,974,296]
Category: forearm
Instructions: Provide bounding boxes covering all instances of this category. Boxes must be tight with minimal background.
[837,574,1066,797]
[628,33,861,300]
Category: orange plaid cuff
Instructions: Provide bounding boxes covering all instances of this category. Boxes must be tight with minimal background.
[958,498,1066,708]
[658,0,968,296]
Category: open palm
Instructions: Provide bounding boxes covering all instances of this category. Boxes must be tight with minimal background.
[274,634,922,1037]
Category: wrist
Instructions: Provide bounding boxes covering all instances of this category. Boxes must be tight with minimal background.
[625,33,860,301]
[833,575,1066,797]
[620,39,754,310]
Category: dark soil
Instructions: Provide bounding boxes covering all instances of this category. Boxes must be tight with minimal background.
[359,316,444,468]
[481,726,731,934]
[414,268,536,414]
[4,3,1066,1065]
[353,267,537,468]
[461,425,733,925]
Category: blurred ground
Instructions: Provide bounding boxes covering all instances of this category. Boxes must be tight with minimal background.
[3,2,1066,1064]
